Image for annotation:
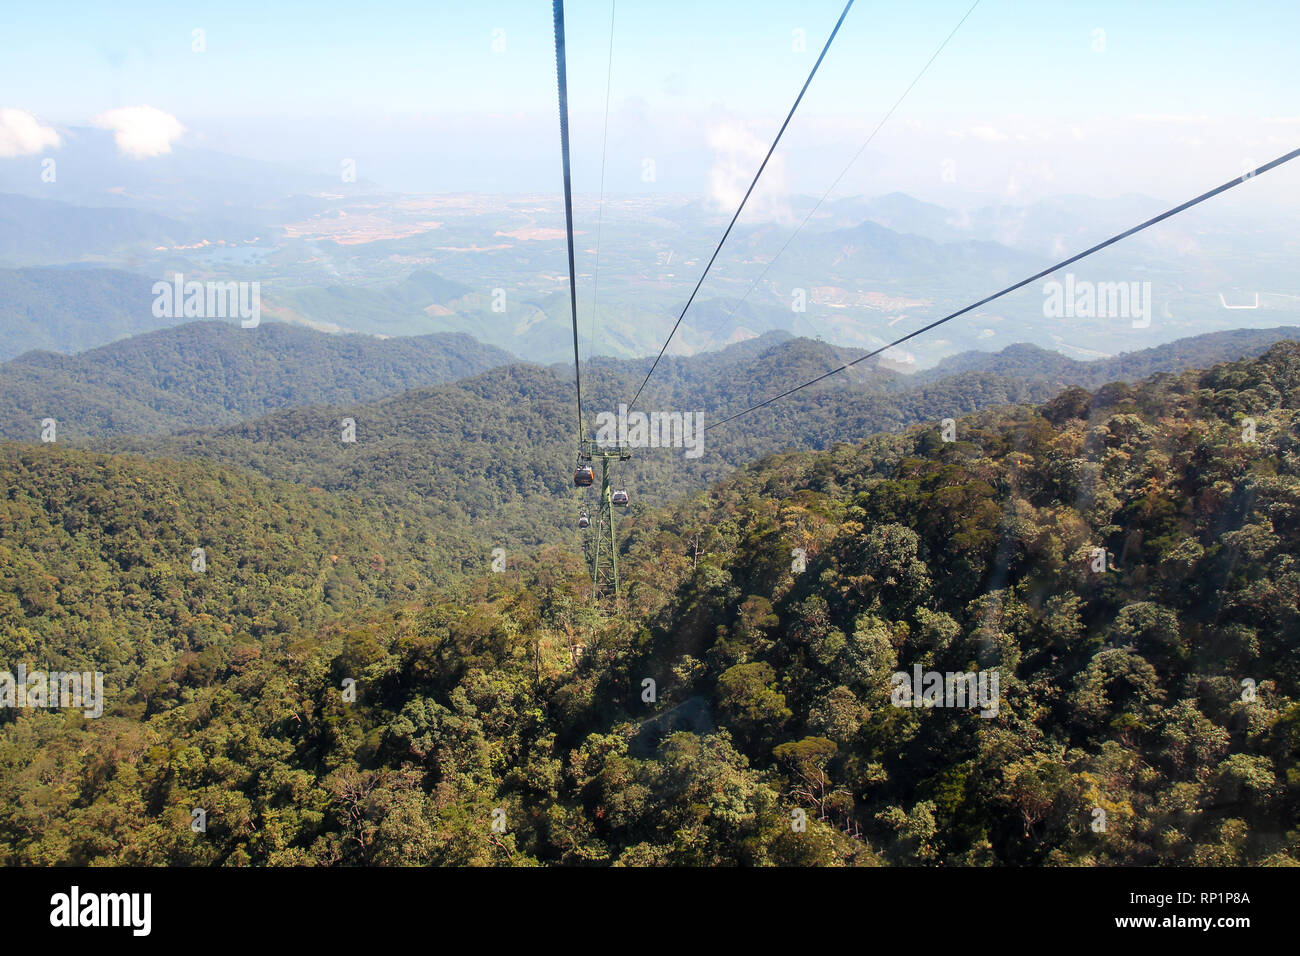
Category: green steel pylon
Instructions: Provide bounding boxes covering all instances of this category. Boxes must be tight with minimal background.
[580,439,630,600]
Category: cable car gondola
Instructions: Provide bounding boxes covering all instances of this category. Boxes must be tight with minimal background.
[611,489,629,507]
[578,512,590,529]
[574,464,594,487]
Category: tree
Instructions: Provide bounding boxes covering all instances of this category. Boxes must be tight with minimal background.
[774,736,850,823]
[715,663,791,743]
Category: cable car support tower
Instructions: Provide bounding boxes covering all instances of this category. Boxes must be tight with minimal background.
[582,439,630,598]
[555,0,630,601]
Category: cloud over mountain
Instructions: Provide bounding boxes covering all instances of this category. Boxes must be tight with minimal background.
[0,108,61,158]
[92,105,185,158]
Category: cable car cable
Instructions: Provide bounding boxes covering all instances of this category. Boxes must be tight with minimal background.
[625,0,856,415]
[553,0,585,448]
[705,146,1300,432]
[704,0,981,339]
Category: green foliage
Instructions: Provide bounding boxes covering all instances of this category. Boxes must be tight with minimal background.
[0,444,458,697]
[0,320,513,441]
[2,342,1299,866]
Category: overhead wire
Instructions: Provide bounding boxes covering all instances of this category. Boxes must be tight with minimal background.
[625,0,856,414]
[705,146,1300,432]
[702,0,981,340]
[553,0,585,447]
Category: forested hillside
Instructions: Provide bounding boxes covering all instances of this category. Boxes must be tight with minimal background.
[916,326,1300,387]
[8,324,1296,447]
[0,321,515,441]
[265,270,482,338]
[0,444,482,695]
[86,328,1300,557]
[0,266,178,361]
[2,343,1295,865]
[0,196,233,269]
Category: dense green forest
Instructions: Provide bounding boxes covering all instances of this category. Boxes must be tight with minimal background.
[1,343,1296,865]
[914,326,1300,387]
[0,321,514,441]
[6,321,1293,445]
[0,444,487,692]
[69,326,1300,557]
[0,266,176,361]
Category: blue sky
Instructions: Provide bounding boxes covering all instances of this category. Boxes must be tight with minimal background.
[4,1,1299,202]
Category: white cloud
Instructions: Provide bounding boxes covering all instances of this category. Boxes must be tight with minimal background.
[93,105,185,158]
[970,125,1008,142]
[706,121,791,223]
[0,108,61,158]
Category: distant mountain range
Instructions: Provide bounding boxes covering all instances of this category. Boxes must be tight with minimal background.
[3,144,1296,371]
[8,320,1296,449]
[0,127,351,224]
[914,326,1300,388]
[264,270,484,336]
[768,216,1047,283]
[250,212,1051,363]
[9,322,1276,562]
[807,191,1179,259]
[0,321,514,441]
[0,266,176,359]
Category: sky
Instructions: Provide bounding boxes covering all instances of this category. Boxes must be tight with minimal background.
[3,0,1300,207]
